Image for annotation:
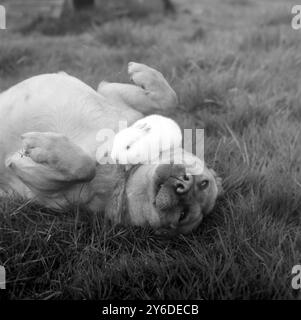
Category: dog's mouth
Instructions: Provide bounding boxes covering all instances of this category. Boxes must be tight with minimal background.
[152,164,203,236]
[153,206,203,238]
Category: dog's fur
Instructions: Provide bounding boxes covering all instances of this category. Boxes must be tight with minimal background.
[0,62,221,236]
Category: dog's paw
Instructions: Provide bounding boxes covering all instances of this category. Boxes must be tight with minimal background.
[128,62,164,91]
[128,62,178,109]
[111,115,182,164]
[5,151,35,170]
[20,132,68,166]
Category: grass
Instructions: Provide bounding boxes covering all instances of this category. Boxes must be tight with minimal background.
[1,0,301,299]
[94,20,158,48]
[17,0,163,36]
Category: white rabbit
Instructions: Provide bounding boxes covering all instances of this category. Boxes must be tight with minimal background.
[111,115,182,164]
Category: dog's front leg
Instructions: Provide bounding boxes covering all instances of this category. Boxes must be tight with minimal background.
[6,132,96,194]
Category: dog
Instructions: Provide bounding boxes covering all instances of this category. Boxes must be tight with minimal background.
[0,62,222,236]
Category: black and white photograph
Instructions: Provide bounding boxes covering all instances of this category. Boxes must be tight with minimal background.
[0,0,301,305]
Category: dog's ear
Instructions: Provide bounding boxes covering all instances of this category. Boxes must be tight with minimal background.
[209,168,224,197]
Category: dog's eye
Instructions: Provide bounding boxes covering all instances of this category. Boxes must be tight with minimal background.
[198,179,209,190]
[179,209,188,222]
[126,145,130,150]
[178,205,190,223]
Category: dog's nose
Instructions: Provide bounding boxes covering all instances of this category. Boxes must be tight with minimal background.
[174,174,193,194]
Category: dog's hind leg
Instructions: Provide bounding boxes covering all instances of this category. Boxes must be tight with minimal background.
[5,132,96,195]
[97,62,178,115]
[97,81,159,115]
[127,62,178,111]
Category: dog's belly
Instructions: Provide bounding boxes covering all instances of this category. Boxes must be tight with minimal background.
[0,73,141,194]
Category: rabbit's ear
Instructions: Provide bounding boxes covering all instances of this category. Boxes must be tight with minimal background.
[209,168,224,197]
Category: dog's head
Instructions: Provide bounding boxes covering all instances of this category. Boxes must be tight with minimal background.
[105,149,222,237]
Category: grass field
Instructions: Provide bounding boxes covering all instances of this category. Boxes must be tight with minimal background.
[1,0,301,299]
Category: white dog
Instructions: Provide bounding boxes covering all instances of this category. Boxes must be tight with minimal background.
[0,62,222,236]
